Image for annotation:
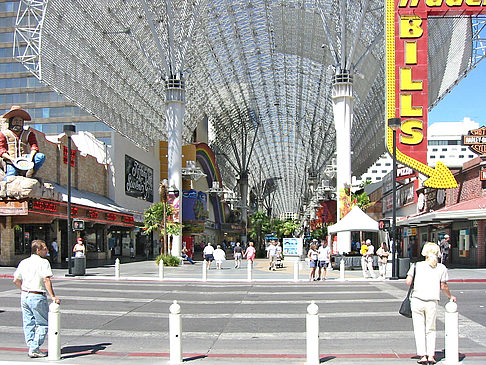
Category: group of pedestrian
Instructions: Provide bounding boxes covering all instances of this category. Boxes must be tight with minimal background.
[202,241,257,269]
[266,240,282,271]
[307,239,331,281]
[360,239,390,279]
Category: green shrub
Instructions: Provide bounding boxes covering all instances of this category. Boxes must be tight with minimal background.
[155,254,181,267]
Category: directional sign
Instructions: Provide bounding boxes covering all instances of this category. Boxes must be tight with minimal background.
[384,0,486,189]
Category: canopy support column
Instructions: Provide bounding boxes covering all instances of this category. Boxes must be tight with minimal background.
[332,72,353,254]
[166,74,185,257]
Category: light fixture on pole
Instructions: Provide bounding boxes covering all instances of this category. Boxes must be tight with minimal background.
[159,179,169,255]
[63,125,76,276]
[388,117,401,280]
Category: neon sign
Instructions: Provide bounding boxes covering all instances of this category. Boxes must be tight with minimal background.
[385,0,486,188]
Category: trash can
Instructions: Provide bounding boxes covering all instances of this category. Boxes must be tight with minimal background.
[72,256,86,276]
[398,258,411,279]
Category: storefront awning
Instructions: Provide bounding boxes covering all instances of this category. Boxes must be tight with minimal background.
[398,196,486,226]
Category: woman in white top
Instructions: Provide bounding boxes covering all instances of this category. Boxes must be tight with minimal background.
[406,242,456,365]
[213,245,226,270]
[307,243,318,281]
[376,242,389,279]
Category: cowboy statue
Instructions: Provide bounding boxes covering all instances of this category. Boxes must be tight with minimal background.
[0,106,45,180]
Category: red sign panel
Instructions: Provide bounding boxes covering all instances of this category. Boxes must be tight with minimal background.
[62,146,76,167]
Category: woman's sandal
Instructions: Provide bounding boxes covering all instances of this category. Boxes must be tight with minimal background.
[417,357,428,364]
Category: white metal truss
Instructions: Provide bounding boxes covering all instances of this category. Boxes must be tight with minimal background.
[13,0,482,216]
[13,1,45,77]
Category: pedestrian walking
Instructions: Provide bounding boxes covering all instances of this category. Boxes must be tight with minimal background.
[317,240,331,281]
[361,239,376,279]
[244,241,256,266]
[406,242,456,365]
[376,242,389,279]
[307,242,318,281]
[233,242,243,268]
[203,242,215,269]
[267,240,278,271]
[12,240,61,358]
[213,245,226,269]
[439,234,451,265]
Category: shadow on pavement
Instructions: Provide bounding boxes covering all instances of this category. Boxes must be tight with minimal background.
[320,356,336,363]
[184,354,208,361]
[61,342,112,359]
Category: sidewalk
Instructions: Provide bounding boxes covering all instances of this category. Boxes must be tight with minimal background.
[1,258,486,282]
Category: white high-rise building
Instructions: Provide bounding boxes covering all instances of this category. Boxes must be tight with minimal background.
[353,118,481,184]
[427,118,479,168]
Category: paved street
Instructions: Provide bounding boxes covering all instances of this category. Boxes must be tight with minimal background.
[0,259,485,364]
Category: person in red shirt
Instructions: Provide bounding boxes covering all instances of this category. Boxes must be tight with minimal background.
[0,106,45,180]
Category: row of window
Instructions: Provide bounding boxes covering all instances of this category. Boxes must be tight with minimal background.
[430,155,475,159]
[31,121,112,134]
[10,106,92,119]
[431,147,467,152]
[0,76,43,89]
[428,140,462,145]
[0,91,66,104]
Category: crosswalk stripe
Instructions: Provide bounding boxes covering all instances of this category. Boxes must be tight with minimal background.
[0,306,404,318]
[0,325,422,340]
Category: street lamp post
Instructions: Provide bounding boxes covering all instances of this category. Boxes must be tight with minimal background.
[388,118,401,280]
[63,125,76,276]
[159,179,169,255]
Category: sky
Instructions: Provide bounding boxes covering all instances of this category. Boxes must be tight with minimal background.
[428,60,486,126]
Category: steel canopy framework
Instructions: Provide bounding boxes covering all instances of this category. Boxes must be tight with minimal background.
[14,0,482,216]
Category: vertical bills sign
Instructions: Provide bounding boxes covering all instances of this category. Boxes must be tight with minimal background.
[385,0,486,189]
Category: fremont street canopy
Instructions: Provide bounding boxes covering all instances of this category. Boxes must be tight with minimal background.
[14,0,485,216]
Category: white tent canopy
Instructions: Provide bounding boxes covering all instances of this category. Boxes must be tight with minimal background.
[328,206,379,233]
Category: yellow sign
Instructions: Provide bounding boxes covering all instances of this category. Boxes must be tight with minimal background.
[385,0,458,189]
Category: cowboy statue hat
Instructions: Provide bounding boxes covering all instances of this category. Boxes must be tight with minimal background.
[1,106,31,121]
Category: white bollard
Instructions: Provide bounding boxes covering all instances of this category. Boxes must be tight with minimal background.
[169,300,182,364]
[115,258,120,278]
[306,300,319,365]
[339,259,345,281]
[158,261,164,280]
[445,300,459,365]
[202,260,207,281]
[293,261,299,282]
[247,260,253,282]
[48,302,61,361]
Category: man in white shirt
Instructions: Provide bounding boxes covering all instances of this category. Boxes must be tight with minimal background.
[317,241,331,280]
[267,241,278,271]
[363,239,376,279]
[13,240,61,358]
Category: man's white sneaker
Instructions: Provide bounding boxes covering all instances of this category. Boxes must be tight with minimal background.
[28,349,47,358]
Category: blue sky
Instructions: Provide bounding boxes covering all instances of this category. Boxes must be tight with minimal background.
[428,60,486,126]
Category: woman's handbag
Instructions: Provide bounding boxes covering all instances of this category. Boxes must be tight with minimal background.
[399,264,416,318]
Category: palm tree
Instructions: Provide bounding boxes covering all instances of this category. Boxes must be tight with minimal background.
[143,202,183,255]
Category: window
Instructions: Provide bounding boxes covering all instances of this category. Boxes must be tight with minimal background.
[385,163,391,166]
[440,155,445,158]
[461,148,466,151]
[459,155,464,158]
[371,170,377,173]
[442,148,447,151]
[432,148,438,152]
[469,155,474,158]
[430,155,436,159]
[382,170,387,173]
